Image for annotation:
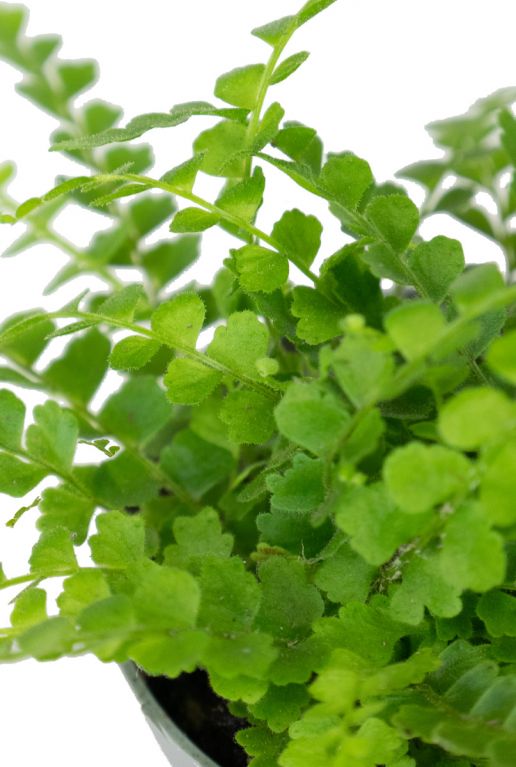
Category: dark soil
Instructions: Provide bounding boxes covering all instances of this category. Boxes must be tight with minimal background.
[142,668,249,766]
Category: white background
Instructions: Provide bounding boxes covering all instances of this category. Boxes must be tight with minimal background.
[0,1,513,765]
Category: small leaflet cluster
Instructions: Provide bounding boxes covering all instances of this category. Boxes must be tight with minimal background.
[0,2,516,765]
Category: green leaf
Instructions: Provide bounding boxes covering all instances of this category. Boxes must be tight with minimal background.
[161,155,204,193]
[142,235,200,290]
[440,503,505,593]
[0,388,25,450]
[389,552,462,624]
[438,387,515,450]
[335,483,432,566]
[216,167,265,222]
[297,0,338,26]
[252,102,285,152]
[256,557,324,640]
[18,617,75,660]
[99,376,170,445]
[92,451,160,508]
[51,101,248,150]
[77,594,135,638]
[164,357,221,405]
[170,207,221,233]
[160,428,234,499]
[233,244,289,293]
[208,311,269,378]
[109,336,161,371]
[215,64,265,109]
[487,329,516,385]
[319,153,373,209]
[314,542,376,604]
[396,159,446,191]
[252,16,295,46]
[271,51,309,86]
[205,632,277,680]
[0,453,46,496]
[272,121,322,173]
[0,310,55,366]
[220,389,275,444]
[328,333,394,408]
[97,284,145,322]
[477,591,516,637]
[133,562,200,630]
[480,439,516,526]
[267,454,325,513]
[194,120,248,177]
[385,301,446,360]
[198,557,261,633]
[406,236,465,302]
[384,442,471,513]
[26,400,78,473]
[291,286,343,344]
[450,263,505,315]
[43,328,110,405]
[272,209,322,270]
[166,507,233,568]
[29,528,78,574]
[11,588,48,629]
[274,381,350,456]
[38,484,95,545]
[57,570,111,617]
[249,684,310,733]
[129,631,208,678]
[366,194,419,253]
[89,510,146,567]
[151,293,205,348]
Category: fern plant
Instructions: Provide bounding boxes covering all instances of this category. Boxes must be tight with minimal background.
[1,2,515,766]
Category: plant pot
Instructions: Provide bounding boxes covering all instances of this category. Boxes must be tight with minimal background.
[120,663,247,767]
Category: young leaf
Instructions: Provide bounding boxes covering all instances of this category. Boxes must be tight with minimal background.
[314,543,376,604]
[272,209,322,270]
[150,293,205,348]
[11,588,48,629]
[193,120,248,177]
[167,507,233,567]
[270,51,310,85]
[170,208,221,233]
[291,286,343,344]
[57,570,111,618]
[133,562,200,630]
[89,510,145,567]
[109,336,161,371]
[215,64,265,110]
[233,244,289,293]
[438,387,515,450]
[97,284,145,322]
[385,301,446,360]
[208,311,269,378]
[38,484,95,545]
[216,166,265,222]
[29,528,78,574]
[319,153,373,210]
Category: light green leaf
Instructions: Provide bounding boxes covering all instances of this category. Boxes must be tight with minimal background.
[319,153,373,209]
[291,286,343,344]
[450,263,505,315]
[0,388,25,450]
[11,588,48,629]
[133,562,200,630]
[18,617,75,660]
[487,329,516,385]
[389,553,462,624]
[43,328,110,405]
[216,166,265,222]
[385,301,446,360]
[0,453,46,497]
[314,542,376,604]
[194,120,248,177]
[215,64,265,109]
[29,528,78,574]
[440,503,506,592]
[92,451,160,508]
[99,376,170,444]
[328,334,394,408]
[220,389,275,444]
[271,51,309,85]
[164,357,221,405]
[252,16,295,46]
[233,244,289,293]
[335,483,432,566]
[129,631,208,678]
[366,194,419,253]
[166,507,233,567]
[297,0,338,27]
[109,336,161,371]
[89,510,146,567]
[25,400,78,473]
[198,557,261,633]
[208,311,269,378]
[480,439,516,526]
[97,284,145,322]
[205,632,277,680]
[272,209,322,270]
[249,684,310,733]
[406,236,465,302]
[57,570,111,618]
[266,454,325,513]
[77,594,135,635]
[151,293,205,348]
[438,387,515,450]
[275,380,350,456]
[170,207,221,233]
[384,442,471,513]
[38,484,95,545]
[161,155,204,193]
[142,236,200,290]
